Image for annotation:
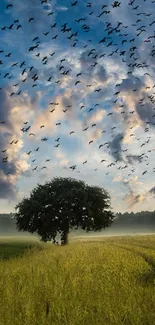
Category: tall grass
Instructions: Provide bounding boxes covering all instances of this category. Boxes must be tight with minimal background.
[0,235,155,325]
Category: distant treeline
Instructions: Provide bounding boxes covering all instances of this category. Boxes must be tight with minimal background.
[0,211,154,234]
[114,211,155,230]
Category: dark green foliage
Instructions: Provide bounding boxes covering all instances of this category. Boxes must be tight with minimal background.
[1,210,155,237]
[114,211,155,230]
[14,177,114,245]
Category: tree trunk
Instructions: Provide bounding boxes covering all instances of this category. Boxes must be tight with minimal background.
[61,230,69,245]
[40,235,47,242]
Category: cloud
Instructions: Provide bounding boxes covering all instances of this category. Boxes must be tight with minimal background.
[125,192,146,208]
[123,175,143,186]
[126,155,141,164]
[94,65,109,83]
[124,183,155,209]
[147,186,155,197]
[0,87,33,198]
[136,101,155,126]
[56,6,68,12]
[10,0,56,34]
[55,149,69,167]
[113,175,122,182]
[109,133,124,161]
[87,110,106,124]
[0,171,17,199]
[31,94,65,136]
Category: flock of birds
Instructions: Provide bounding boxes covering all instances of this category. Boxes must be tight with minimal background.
[0,0,155,186]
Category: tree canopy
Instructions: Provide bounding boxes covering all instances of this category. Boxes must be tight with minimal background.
[14,177,114,245]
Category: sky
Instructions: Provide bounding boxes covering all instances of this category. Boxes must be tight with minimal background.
[0,0,155,214]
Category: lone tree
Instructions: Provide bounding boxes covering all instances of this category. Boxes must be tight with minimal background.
[14,177,114,245]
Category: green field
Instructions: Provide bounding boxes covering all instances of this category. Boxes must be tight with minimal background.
[0,235,155,325]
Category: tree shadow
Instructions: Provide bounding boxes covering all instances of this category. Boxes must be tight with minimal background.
[137,268,155,286]
[0,241,41,260]
[110,243,155,287]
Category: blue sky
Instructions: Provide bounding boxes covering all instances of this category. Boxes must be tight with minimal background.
[0,0,155,214]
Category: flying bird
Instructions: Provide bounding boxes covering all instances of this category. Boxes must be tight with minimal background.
[6,4,13,9]
[71,1,78,5]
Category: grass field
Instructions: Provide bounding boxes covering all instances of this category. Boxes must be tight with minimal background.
[0,235,155,325]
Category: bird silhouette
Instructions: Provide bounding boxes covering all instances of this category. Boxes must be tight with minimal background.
[41,137,48,141]
[32,166,38,171]
[6,4,13,9]
[71,1,78,6]
[29,18,34,23]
